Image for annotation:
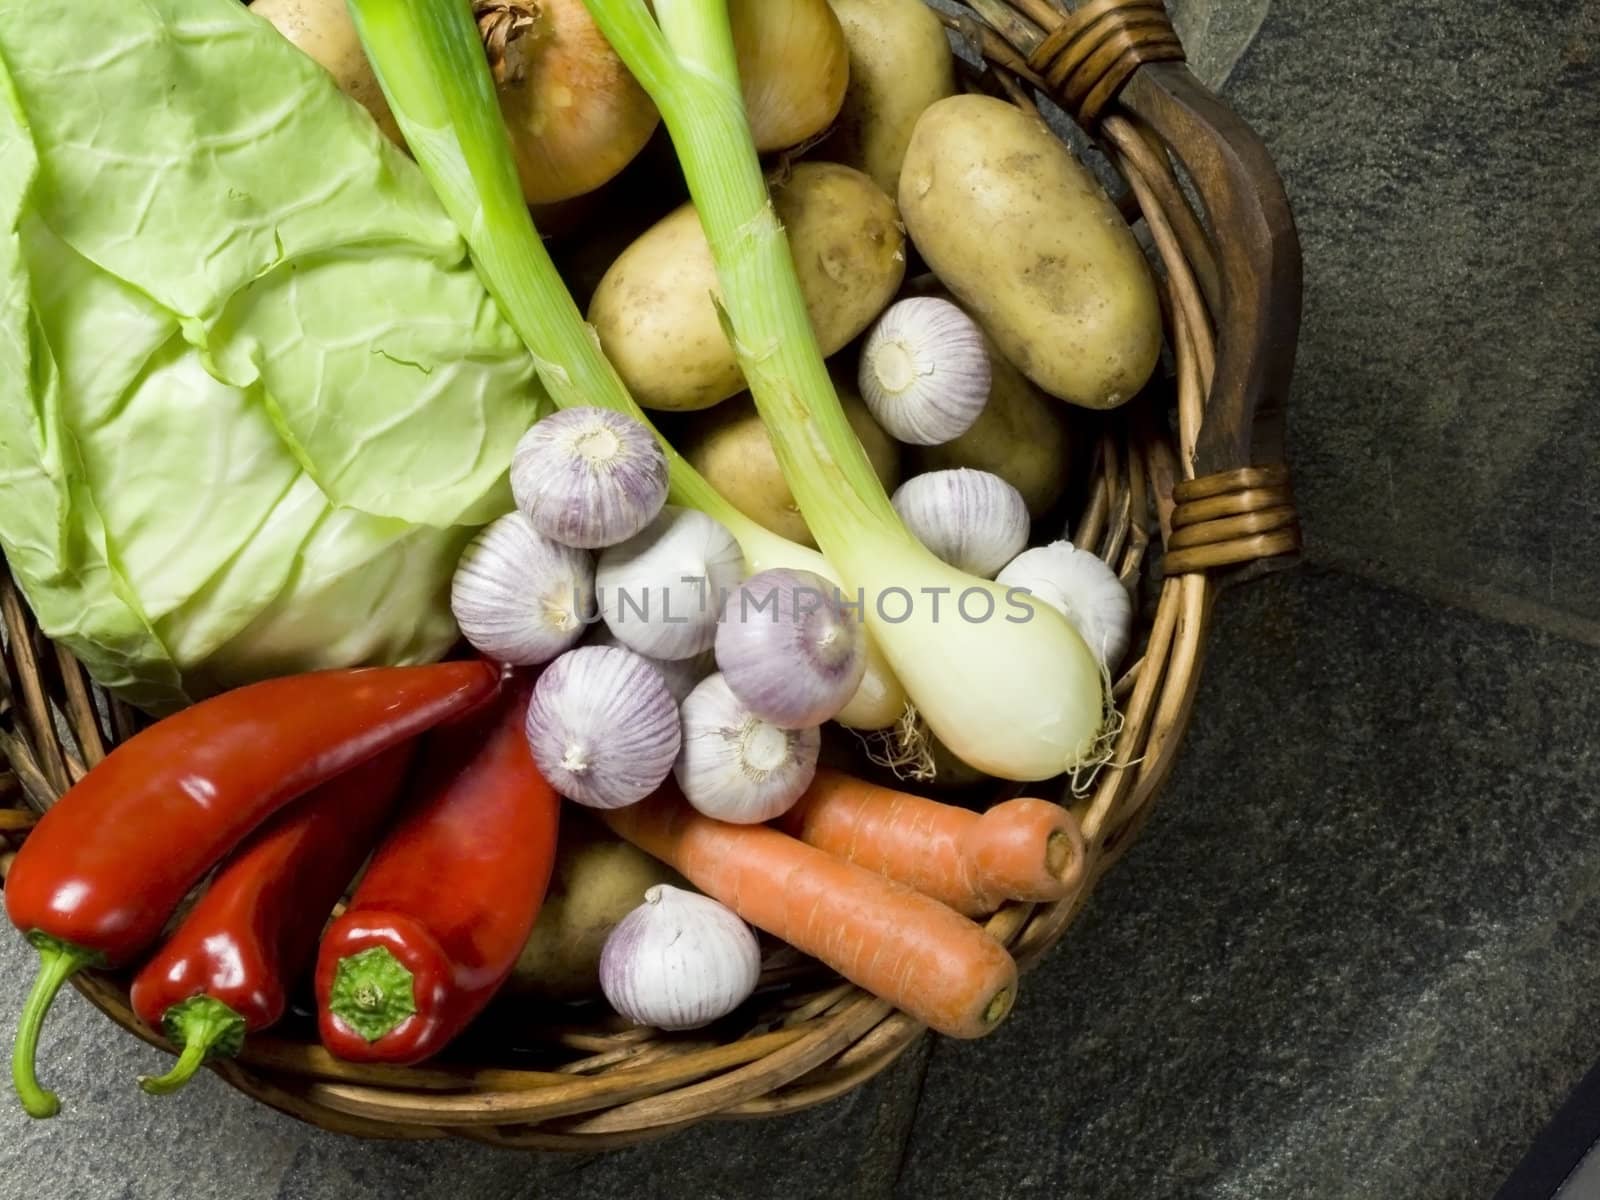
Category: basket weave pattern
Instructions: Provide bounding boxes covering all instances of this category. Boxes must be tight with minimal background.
[0,0,1301,1147]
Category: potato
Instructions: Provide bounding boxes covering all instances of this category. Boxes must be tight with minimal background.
[904,285,1073,517]
[503,811,686,1001]
[899,95,1162,410]
[823,0,956,197]
[588,161,906,412]
[680,366,900,546]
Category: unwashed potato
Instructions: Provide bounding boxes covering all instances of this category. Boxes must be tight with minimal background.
[680,364,900,547]
[732,0,851,153]
[823,0,956,197]
[904,282,1074,518]
[899,95,1162,410]
[588,161,906,412]
[504,811,687,1002]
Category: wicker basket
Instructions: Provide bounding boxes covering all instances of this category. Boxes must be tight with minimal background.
[0,0,1301,1149]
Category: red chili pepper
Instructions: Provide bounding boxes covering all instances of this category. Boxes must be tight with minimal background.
[128,744,414,1097]
[6,660,501,1118]
[314,676,560,1065]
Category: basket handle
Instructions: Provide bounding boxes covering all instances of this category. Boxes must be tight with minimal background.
[1120,63,1303,580]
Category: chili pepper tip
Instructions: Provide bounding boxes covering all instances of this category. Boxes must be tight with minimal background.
[12,932,104,1119]
[139,995,248,1097]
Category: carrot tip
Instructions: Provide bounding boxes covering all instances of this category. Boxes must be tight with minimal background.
[982,986,1014,1027]
[1044,829,1079,883]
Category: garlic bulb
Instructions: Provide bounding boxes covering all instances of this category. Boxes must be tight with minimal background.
[676,674,820,824]
[511,407,669,549]
[599,885,761,1031]
[524,645,681,809]
[858,297,991,445]
[996,541,1134,672]
[715,568,866,728]
[450,512,593,665]
[597,506,745,660]
[588,623,716,704]
[890,469,1030,578]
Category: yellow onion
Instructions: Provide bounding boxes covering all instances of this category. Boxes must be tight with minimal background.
[481,0,662,205]
[729,0,850,153]
[254,0,659,205]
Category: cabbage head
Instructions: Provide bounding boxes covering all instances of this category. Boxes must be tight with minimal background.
[0,0,544,714]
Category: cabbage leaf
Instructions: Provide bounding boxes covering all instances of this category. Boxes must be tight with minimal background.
[0,0,542,713]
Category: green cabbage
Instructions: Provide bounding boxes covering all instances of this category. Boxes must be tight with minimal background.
[0,0,544,714]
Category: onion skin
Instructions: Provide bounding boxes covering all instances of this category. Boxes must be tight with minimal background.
[254,0,659,205]
[487,0,661,205]
[729,0,851,153]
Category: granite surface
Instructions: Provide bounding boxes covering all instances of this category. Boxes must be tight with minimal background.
[4,1,1600,1197]
[1224,0,1600,640]
[899,567,1600,1199]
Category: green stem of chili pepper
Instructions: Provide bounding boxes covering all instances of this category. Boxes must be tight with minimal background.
[12,933,103,1118]
[138,995,248,1096]
[328,946,418,1043]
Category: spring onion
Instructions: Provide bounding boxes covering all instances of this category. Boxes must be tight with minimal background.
[572,0,1110,780]
[342,0,905,731]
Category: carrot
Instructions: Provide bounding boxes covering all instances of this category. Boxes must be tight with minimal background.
[602,788,1018,1039]
[774,769,1085,917]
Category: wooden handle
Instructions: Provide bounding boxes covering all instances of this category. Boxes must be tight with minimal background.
[1121,64,1302,486]
[1119,64,1303,580]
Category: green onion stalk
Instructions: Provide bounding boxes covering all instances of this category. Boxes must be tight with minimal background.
[347,0,1107,779]
[582,0,1110,782]
[342,0,902,730]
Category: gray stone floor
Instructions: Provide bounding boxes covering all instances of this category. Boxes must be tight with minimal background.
[4,1,1600,1197]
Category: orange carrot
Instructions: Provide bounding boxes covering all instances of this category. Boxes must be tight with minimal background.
[774,769,1085,917]
[602,788,1018,1039]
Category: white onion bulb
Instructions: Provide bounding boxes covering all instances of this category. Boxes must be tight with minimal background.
[511,406,669,549]
[858,297,991,445]
[715,568,866,728]
[450,511,593,665]
[599,885,761,1031]
[597,506,745,660]
[996,541,1134,671]
[891,469,1029,578]
[675,674,820,823]
[525,645,682,809]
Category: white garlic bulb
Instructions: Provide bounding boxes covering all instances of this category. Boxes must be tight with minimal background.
[891,468,1030,578]
[597,506,745,660]
[524,645,682,809]
[675,673,820,824]
[858,297,991,445]
[599,885,761,1031]
[450,511,594,665]
[715,567,866,728]
[996,541,1134,671]
[511,406,669,549]
[587,623,716,704]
